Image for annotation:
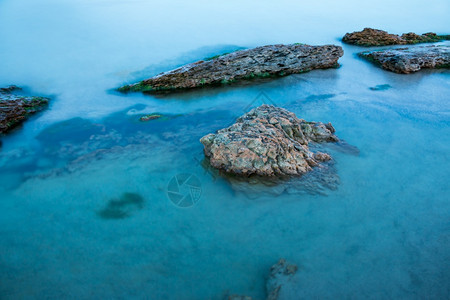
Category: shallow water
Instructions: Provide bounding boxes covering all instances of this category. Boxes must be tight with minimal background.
[1,0,450,299]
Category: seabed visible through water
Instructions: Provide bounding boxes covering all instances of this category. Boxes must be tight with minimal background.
[0,0,449,299]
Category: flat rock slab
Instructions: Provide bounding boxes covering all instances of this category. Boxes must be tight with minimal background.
[359,45,450,73]
[343,28,449,46]
[0,86,49,134]
[200,105,338,177]
[118,44,343,93]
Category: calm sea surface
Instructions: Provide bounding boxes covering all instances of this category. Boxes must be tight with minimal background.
[0,0,449,298]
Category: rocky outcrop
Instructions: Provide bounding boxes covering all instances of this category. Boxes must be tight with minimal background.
[0,86,49,134]
[342,28,449,46]
[266,259,298,300]
[118,44,343,93]
[359,45,450,73]
[200,105,338,177]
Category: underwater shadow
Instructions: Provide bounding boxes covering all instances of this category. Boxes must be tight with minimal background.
[97,192,145,220]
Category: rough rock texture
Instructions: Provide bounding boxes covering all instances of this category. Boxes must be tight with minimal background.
[342,28,449,46]
[0,86,49,134]
[266,259,298,300]
[200,105,338,177]
[118,44,343,93]
[359,45,450,73]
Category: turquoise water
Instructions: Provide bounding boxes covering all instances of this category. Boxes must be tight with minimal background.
[1,0,449,299]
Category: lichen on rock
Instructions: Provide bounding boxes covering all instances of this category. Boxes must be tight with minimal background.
[118,44,343,93]
[200,105,338,177]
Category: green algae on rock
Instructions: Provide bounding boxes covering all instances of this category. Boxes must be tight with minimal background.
[342,28,450,46]
[118,44,343,94]
[0,86,50,134]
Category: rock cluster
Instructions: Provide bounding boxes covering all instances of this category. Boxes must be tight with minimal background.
[200,105,338,177]
[342,28,449,46]
[359,45,450,73]
[118,44,343,93]
[0,86,49,134]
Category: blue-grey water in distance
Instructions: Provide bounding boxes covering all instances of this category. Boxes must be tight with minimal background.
[0,0,449,299]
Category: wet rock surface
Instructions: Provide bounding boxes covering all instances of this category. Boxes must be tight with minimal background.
[359,45,450,73]
[0,86,49,134]
[200,105,338,177]
[118,44,343,93]
[342,28,449,46]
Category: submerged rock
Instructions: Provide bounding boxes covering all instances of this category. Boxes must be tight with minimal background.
[225,259,298,300]
[118,44,343,93]
[359,45,450,73]
[342,28,449,46]
[200,105,338,177]
[138,113,176,122]
[139,114,162,121]
[369,84,392,91]
[0,86,49,134]
[266,259,298,300]
[97,192,145,220]
[228,295,252,300]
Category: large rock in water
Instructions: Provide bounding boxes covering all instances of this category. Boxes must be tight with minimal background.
[118,44,343,93]
[342,28,449,46]
[200,105,338,177]
[359,45,450,73]
[0,86,49,134]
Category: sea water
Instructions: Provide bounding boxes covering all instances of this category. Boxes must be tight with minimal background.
[0,0,449,298]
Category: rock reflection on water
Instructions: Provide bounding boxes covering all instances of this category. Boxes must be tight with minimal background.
[229,162,339,198]
[199,156,340,198]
